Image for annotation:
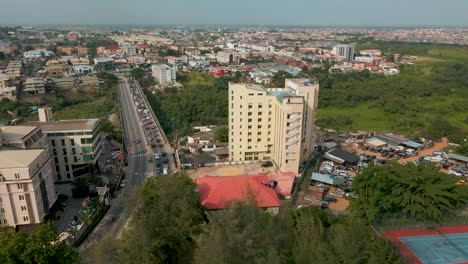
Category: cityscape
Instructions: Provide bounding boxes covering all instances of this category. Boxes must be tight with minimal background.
[0,1,467,264]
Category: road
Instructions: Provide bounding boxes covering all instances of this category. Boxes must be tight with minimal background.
[78,77,162,252]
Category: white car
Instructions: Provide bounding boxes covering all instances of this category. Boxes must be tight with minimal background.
[120,180,128,188]
[448,170,462,177]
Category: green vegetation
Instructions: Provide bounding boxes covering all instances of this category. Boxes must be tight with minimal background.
[90,173,400,264]
[50,72,122,141]
[213,126,229,142]
[0,98,33,123]
[304,45,468,142]
[350,163,468,223]
[0,223,79,263]
[144,72,229,137]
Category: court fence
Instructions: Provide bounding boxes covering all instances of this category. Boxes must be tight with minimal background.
[372,212,468,234]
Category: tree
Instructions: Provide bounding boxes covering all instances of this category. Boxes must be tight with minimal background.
[130,68,145,81]
[194,203,293,264]
[117,173,204,264]
[213,126,228,142]
[271,71,294,87]
[350,163,468,222]
[0,223,79,264]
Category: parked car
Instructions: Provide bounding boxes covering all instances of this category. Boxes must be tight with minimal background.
[120,180,128,188]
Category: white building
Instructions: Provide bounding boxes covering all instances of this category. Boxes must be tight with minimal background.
[23,50,54,59]
[0,87,17,101]
[334,44,355,61]
[152,64,176,85]
[122,43,137,55]
[217,50,238,64]
[354,56,375,63]
[0,125,57,228]
[360,49,382,56]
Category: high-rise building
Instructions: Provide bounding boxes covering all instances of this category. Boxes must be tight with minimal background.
[334,44,355,61]
[0,125,57,227]
[228,78,319,174]
[152,64,176,85]
[122,43,137,55]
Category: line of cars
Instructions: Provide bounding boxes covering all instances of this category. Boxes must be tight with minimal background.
[128,78,168,176]
[362,145,417,160]
[416,151,468,177]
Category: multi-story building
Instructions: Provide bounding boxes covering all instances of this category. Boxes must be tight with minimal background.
[0,73,11,87]
[334,44,355,61]
[96,45,122,56]
[228,78,319,174]
[359,49,382,56]
[0,125,57,227]
[23,78,45,95]
[94,58,115,71]
[217,50,238,64]
[27,115,103,182]
[152,64,176,85]
[6,61,22,78]
[0,87,17,101]
[166,56,188,67]
[121,43,136,55]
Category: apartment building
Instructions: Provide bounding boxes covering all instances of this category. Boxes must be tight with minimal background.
[166,56,188,66]
[0,87,17,101]
[122,43,136,55]
[0,126,57,227]
[333,44,355,61]
[27,114,103,182]
[6,61,22,78]
[228,78,319,174]
[23,78,45,95]
[0,73,11,87]
[152,64,176,85]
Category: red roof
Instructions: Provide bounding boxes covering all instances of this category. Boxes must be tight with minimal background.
[198,175,280,210]
[135,44,150,49]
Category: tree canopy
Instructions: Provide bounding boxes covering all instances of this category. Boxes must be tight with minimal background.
[0,223,79,264]
[350,163,468,222]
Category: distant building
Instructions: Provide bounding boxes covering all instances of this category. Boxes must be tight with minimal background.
[96,45,122,56]
[23,78,45,95]
[23,50,54,59]
[67,32,79,41]
[0,86,17,101]
[216,50,238,64]
[0,125,57,228]
[152,64,176,85]
[6,61,22,78]
[166,56,188,67]
[334,44,354,61]
[359,49,382,56]
[209,66,225,77]
[72,65,95,75]
[354,56,375,63]
[121,43,136,55]
[94,58,115,71]
[0,73,11,87]
[228,78,319,174]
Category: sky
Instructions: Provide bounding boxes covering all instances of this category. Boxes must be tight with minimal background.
[1,0,467,26]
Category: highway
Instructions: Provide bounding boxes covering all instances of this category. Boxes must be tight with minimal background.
[79,76,175,252]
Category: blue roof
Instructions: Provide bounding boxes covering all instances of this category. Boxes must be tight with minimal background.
[402,140,422,149]
[311,173,344,186]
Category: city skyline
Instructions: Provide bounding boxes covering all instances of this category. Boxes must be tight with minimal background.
[1,0,468,26]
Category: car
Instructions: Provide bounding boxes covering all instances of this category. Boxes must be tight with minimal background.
[261,161,273,168]
[120,180,128,188]
[154,153,161,159]
[68,220,79,229]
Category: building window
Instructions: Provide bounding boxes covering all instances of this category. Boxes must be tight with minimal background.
[248,105,253,109]
[258,125,262,129]
[62,148,67,155]
[61,139,65,146]
[2,219,6,224]
[72,148,76,155]
[57,174,62,180]
[17,184,23,190]
[248,139,252,142]
[248,126,252,129]
[67,173,71,179]
[51,140,56,147]
[80,138,93,144]
[23,216,29,222]
[258,112,262,115]
[258,105,262,108]
[19,195,25,201]
[0,208,4,213]
[14,173,20,179]
[258,118,262,122]
[64,157,68,163]
[248,119,252,122]
[74,156,78,162]
[53,149,57,156]
[70,139,75,146]
[248,112,252,116]
[54,157,58,163]
[247,146,252,149]
[21,206,27,211]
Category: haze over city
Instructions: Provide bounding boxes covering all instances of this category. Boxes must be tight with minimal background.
[1,0,468,26]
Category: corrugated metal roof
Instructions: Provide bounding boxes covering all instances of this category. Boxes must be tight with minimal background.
[448,153,468,163]
[311,173,344,186]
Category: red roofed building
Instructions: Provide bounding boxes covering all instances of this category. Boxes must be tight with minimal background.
[209,66,225,77]
[198,175,280,212]
[97,45,122,55]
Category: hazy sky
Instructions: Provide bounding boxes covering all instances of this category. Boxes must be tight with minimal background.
[1,0,467,26]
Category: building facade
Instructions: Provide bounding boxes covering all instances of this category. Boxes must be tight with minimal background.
[0,126,57,228]
[152,64,176,85]
[217,50,238,64]
[27,118,103,182]
[228,79,319,174]
[23,78,45,95]
[334,44,355,61]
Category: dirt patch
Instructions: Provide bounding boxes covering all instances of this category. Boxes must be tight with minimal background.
[189,163,279,179]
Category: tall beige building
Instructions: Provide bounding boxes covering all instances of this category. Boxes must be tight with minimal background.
[228,78,319,174]
[0,126,57,227]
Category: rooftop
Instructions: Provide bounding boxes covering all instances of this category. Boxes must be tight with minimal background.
[0,126,38,143]
[27,119,99,132]
[268,91,295,101]
[0,149,44,168]
[198,175,280,210]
